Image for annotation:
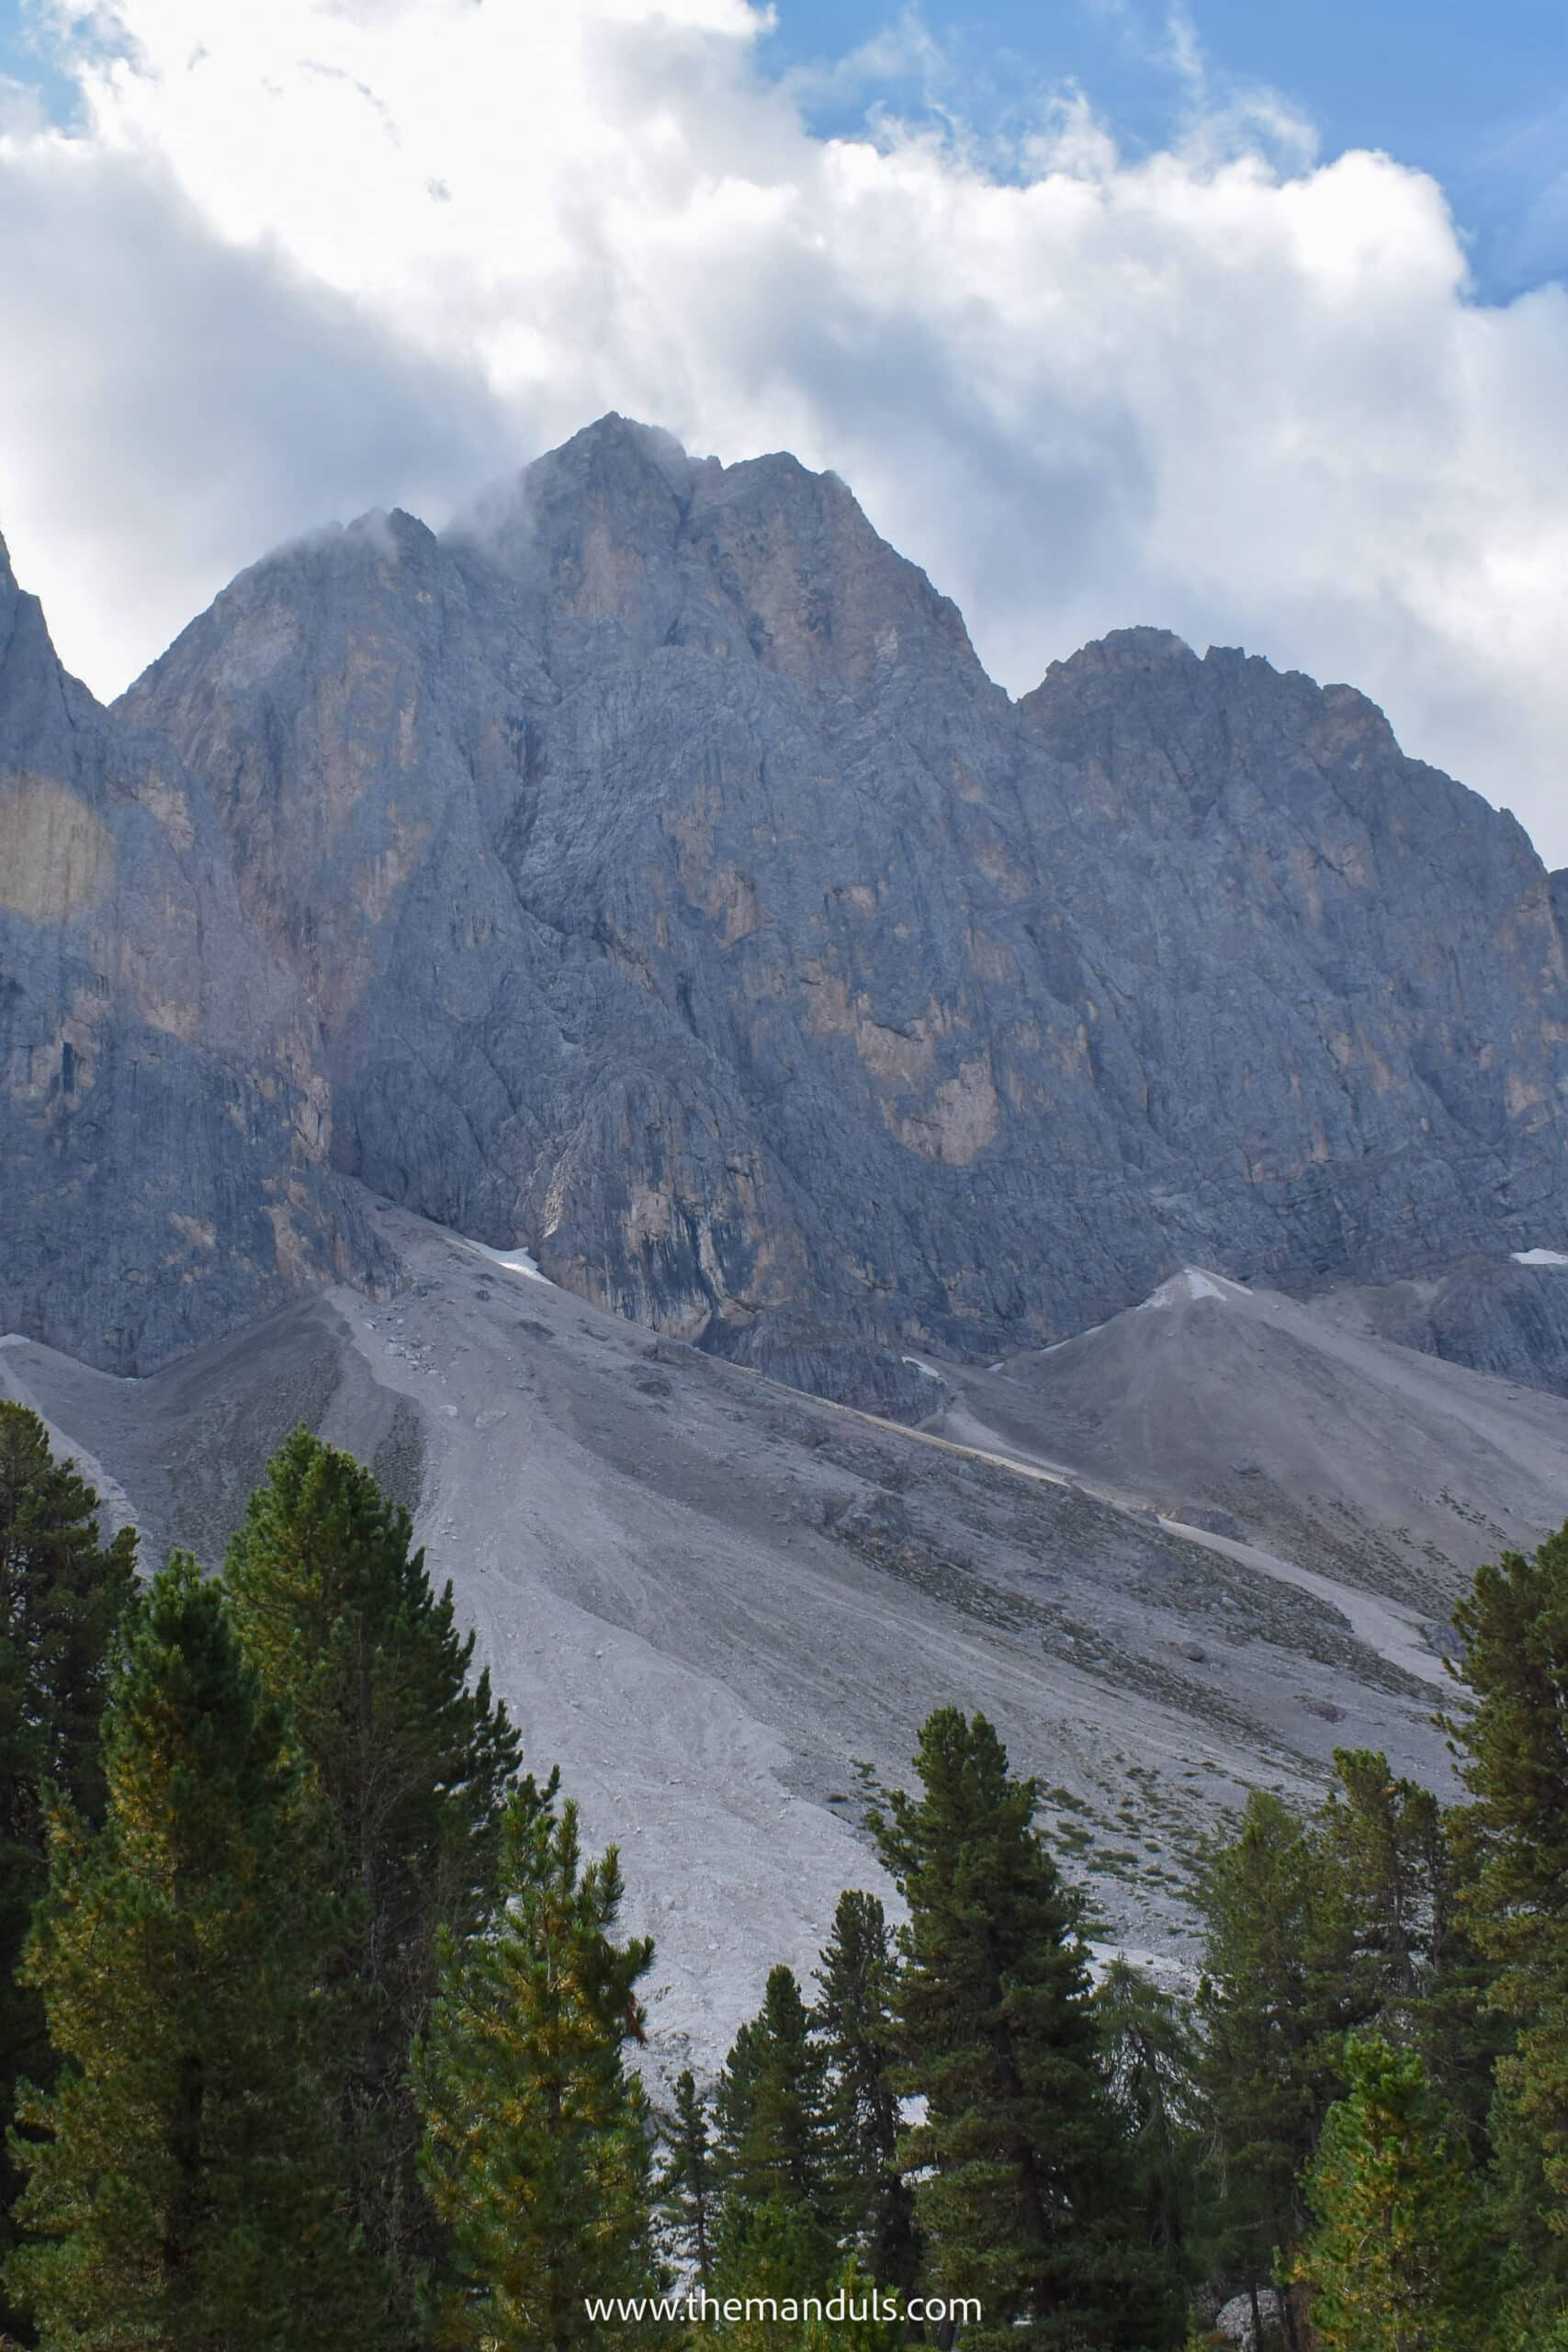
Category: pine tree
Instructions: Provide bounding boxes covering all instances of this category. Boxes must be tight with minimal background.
[413,1770,668,2349]
[1319,1747,1503,2162]
[1445,1525,1568,2307]
[658,2068,716,2288]
[1319,1750,1444,2023]
[0,1405,137,2332]
[1096,1957,1204,2333]
[798,2260,908,2350]
[4,1555,371,2349]
[1297,2034,1495,2352]
[1195,1788,1360,2342]
[713,1965,836,2296]
[873,1707,1168,2351]
[225,1427,520,2339]
[812,1892,919,2295]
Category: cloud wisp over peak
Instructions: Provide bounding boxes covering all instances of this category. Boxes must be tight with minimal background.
[2,0,1565,859]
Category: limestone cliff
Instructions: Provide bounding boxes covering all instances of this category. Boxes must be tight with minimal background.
[0,533,388,1369]
[2,415,1561,1398]
[110,415,1568,1400]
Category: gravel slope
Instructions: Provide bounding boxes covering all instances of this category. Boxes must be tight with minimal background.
[7,1219,1547,2072]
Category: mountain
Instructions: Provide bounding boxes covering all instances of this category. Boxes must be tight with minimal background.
[0,532,389,1371]
[1311,1251,1568,1398]
[11,1216,1568,2064]
[0,1212,1477,2066]
[7,424,1568,2053]
[108,413,1568,1407]
[937,1266,1568,1593]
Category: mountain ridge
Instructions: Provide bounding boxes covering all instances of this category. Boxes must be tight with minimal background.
[0,526,390,1371]
[2,413,1564,1399]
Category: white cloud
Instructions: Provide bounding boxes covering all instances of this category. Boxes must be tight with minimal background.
[3,0,1566,861]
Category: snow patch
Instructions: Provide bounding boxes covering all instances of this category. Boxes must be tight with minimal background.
[1141,1266,1245,1310]
[463,1238,552,1284]
[1513,1249,1568,1267]
[900,1355,943,1380]
[1039,1316,1111,1354]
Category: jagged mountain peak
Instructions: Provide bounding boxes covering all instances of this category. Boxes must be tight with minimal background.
[0,542,389,1371]
[1033,625,1198,686]
[1016,609,1533,882]
[14,415,1568,1401]
[443,413,978,684]
[528,408,708,498]
[126,414,985,734]
[1027,625,1394,722]
[0,536,110,779]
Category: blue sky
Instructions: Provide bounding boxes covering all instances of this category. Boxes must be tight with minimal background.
[754,0,1568,297]
[15,0,1560,293]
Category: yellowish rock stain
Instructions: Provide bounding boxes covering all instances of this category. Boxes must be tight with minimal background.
[0,775,113,919]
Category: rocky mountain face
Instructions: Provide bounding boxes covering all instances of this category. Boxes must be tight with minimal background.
[0,1217,1483,2066]
[6,414,1566,1397]
[1314,1253,1568,1401]
[0,534,388,1371]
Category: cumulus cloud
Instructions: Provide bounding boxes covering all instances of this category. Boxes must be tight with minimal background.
[2,0,1566,860]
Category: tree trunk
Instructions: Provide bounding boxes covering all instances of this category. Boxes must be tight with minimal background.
[163,2049,206,2287]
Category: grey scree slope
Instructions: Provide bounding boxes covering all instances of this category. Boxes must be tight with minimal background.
[6,415,1568,2063]
[8,1208,1553,2074]
[103,411,1568,1408]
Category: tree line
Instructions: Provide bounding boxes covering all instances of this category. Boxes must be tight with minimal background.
[2,1398,1567,2346]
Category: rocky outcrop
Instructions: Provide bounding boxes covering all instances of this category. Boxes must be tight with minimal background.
[112,414,1568,1400]
[0,533,389,1370]
[1315,1256,1568,1401]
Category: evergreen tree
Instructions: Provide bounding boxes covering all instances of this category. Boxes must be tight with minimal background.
[1445,1525,1568,2305]
[1319,1748,1503,2161]
[4,1555,370,2350]
[1319,1750,1444,2026]
[1095,1957,1204,2331]
[658,2068,716,2288]
[0,1405,137,2333]
[1297,2034,1495,2352]
[797,2260,908,2350]
[812,1892,919,2294]
[715,2256,909,2352]
[874,1707,1168,2350]
[713,1965,836,2294]
[1195,1789,1359,2343]
[413,1770,668,2349]
[226,1428,520,2340]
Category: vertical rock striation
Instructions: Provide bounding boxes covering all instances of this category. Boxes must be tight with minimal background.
[0,534,388,1370]
[6,413,1563,1396]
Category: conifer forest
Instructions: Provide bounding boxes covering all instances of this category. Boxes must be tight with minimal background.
[3,1398,1565,2350]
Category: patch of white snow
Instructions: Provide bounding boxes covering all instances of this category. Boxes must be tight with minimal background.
[1142,1267,1239,1309]
[464,1238,552,1284]
[1039,1317,1111,1353]
[1513,1250,1568,1267]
